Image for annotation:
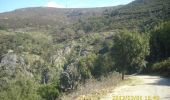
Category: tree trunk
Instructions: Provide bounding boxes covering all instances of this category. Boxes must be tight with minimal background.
[122,70,125,80]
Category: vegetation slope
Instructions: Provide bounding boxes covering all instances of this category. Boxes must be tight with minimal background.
[0,0,170,99]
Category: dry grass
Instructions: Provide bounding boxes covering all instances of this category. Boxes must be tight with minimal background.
[60,72,122,100]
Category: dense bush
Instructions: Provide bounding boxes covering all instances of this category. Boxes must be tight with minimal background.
[92,53,114,78]
[152,58,170,77]
[0,74,41,100]
[60,65,79,91]
[0,0,170,98]
[38,84,60,100]
[78,54,97,80]
[150,21,170,61]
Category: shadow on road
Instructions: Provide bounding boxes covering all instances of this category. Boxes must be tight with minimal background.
[146,77,170,86]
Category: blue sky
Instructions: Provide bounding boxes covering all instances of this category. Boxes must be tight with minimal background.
[0,0,134,13]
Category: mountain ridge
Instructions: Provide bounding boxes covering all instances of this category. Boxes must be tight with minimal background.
[0,0,169,32]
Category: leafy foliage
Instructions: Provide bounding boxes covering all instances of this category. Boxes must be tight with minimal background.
[150,21,170,61]
[111,30,149,79]
[92,53,114,78]
[152,58,170,77]
[0,74,41,100]
[38,84,60,100]
[78,54,97,80]
[0,0,170,99]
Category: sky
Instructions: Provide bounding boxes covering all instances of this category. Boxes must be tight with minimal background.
[0,0,134,13]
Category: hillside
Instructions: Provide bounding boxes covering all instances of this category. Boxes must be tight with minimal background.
[0,0,170,100]
[74,0,170,32]
[0,7,114,30]
[0,0,169,33]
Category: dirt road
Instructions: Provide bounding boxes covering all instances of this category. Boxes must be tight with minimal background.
[101,75,170,100]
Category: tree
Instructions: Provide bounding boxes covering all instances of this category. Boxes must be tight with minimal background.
[111,30,149,80]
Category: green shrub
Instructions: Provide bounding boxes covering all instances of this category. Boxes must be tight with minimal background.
[38,84,60,100]
[78,54,97,81]
[150,21,170,61]
[0,26,7,30]
[0,74,41,100]
[92,53,114,78]
[152,58,170,76]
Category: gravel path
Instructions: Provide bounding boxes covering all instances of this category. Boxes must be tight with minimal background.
[101,75,170,100]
